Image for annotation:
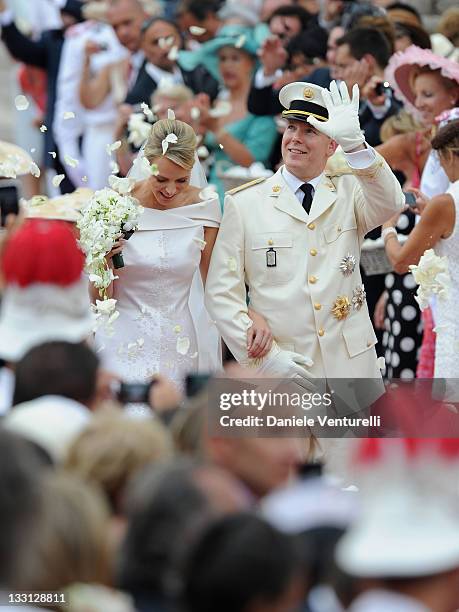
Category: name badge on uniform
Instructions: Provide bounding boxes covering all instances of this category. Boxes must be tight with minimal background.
[266,248,277,267]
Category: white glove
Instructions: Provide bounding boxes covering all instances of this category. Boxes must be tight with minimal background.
[307,80,365,153]
[256,347,314,382]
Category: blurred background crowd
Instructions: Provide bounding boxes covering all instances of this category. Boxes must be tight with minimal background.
[1,0,459,610]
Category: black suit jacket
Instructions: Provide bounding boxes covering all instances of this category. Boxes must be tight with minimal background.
[248,67,332,117]
[125,60,219,106]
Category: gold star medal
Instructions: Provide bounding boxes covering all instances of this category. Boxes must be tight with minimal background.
[332,295,351,320]
[352,285,366,310]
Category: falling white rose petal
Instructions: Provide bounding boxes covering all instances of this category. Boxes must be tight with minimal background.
[82,176,88,182]
[30,148,36,153]
[189,352,198,359]
[167,108,175,120]
[108,174,136,194]
[190,106,200,120]
[197,145,209,159]
[235,35,246,48]
[167,46,179,61]
[227,257,237,272]
[106,140,122,155]
[110,161,120,174]
[158,37,167,48]
[63,111,75,120]
[140,102,154,121]
[52,174,65,187]
[176,336,190,355]
[445,403,459,414]
[161,132,178,155]
[377,356,386,371]
[173,325,182,334]
[209,101,232,118]
[64,154,79,168]
[15,95,29,111]
[137,338,145,348]
[39,124,47,132]
[189,25,206,35]
[48,151,57,158]
[165,35,175,47]
[29,161,40,177]
[193,237,207,250]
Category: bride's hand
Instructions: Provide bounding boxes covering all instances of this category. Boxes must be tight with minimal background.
[105,238,125,267]
[247,308,273,358]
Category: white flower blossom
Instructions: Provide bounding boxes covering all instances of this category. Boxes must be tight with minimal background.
[127,113,151,148]
[91,298,119,336]
[409,249,451,310]
[40,124,47,132]
[161,132,178,155]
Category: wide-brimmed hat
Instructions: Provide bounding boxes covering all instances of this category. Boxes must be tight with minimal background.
[0,220,93,362]
[25,188,93,223]
[177,24,269,83]
[0,141,33,177]
[336,439,459,578]
[385,45,459,118]
[279,82,329,124]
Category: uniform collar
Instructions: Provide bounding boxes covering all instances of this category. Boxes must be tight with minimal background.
[282,166,324,196]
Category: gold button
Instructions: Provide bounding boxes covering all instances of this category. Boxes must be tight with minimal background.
[309,276,317,284]
[268,239,274,245]
[337,226,342,232]
[310,248,317,256]
[308,222,315,230]
[367,340,372,347]
[318,328,325,337]
[314,303,321,310]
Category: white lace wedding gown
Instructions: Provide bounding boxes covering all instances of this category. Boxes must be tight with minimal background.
[94,196,222,386]
[434,180,459,380]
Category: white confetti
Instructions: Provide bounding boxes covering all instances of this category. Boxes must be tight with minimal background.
[377,356,386,371]
[63,111,75,120]
[167,108,175,120]
[48,151,57,159]
[15,95,29,111]
[165,35,175,47]
[176,336,190,355]
[227,257,237,272]
[29,161,40,177]
[167,45,179,61]
[190,106,200,121]
[173,325,182,334]
[82,176,88,183]
[189,352,198,359]
[158,37,168,49]
[110,160,120,174]
[40,124,47,132]
[106,140,122,155]
[189,25,206,35]
[30,148,36,153]
[52,174,65,187]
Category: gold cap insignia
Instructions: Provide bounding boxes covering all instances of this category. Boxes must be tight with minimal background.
[272,185,281,193]
[303,87,314,100]
[332,295,351,321]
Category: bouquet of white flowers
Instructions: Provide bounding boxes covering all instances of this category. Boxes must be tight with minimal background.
[409,249,451,310]
[78,187,143,333]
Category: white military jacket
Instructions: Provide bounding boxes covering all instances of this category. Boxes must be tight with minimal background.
[205,152,405,380]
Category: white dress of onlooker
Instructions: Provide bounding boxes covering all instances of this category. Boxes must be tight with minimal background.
[53,20,128,189]
[434,180,459,379]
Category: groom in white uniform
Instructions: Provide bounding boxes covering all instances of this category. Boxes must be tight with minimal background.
[205,81,404,385]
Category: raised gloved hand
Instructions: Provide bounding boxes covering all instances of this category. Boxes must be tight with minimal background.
[307,80,365,153]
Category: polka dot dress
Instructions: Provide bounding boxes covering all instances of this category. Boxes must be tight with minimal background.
[382,211,422,380]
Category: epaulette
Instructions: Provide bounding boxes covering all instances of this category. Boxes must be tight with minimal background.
[226,177,266,196]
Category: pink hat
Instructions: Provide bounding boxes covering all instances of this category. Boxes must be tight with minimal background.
[385,45,459,118]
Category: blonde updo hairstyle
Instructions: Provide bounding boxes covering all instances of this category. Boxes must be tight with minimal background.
[144,118,197,170]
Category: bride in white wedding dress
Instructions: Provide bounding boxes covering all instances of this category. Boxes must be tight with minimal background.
[92,118,271,387]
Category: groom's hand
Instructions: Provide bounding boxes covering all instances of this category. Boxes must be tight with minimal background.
[307,80,365,153]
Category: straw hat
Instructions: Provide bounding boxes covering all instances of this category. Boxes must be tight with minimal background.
[0,141,33,177]
[25,188,93,223]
